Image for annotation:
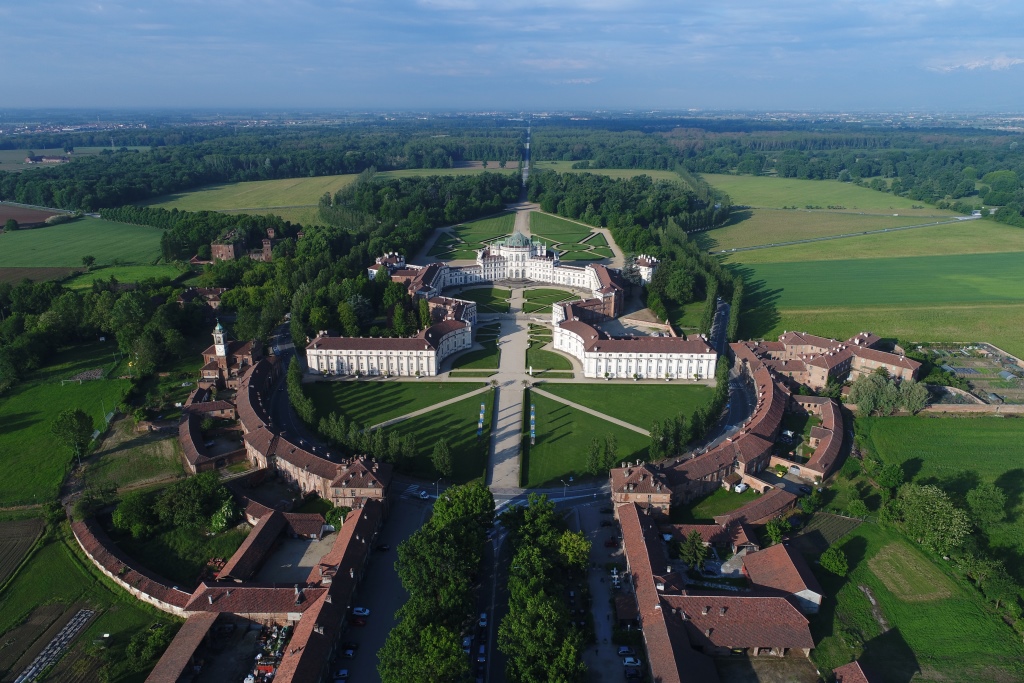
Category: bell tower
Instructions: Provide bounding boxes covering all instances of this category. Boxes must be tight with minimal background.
[213,320,227,358]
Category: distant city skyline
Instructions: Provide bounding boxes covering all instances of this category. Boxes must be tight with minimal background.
[3,1,1024,111]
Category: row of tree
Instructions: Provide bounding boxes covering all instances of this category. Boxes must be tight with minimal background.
[498,494,590,683]
[848,370,929,416]
[378,483,495,682]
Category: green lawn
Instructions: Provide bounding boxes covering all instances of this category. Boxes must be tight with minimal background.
[669,487,761,523]
[306,380,481,428]
[389,392,494,483]
[858,415,1024,581]
[703,174,960,216]
[449,339,501,370]
[0,527,178,683]
[526,334,573,375]
[458,287,511,313]
[809,522,1024,682]
[718,218,1024,263]
[522,392,649,487]
[109,522,248,589]
[539,383,714,429]
[0,218,164,268]
[668,301,704,331]
[530,213,592,242]
[736,251,1024,358]
[84,428,185,492]
[521,287,577,313]
[64,265,185,290]
[428,213,516,259]
[0,342,132,506]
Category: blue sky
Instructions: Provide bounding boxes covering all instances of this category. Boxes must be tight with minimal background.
[3,0,1023,110]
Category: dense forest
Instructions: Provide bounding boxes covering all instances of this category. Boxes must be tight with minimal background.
[0,124,523,211]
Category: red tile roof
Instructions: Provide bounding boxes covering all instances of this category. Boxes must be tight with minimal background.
[610,463,670,495]
[185,584,327,615]
[178,413,211,469]
[742,543,823,598]
[329,456,392,493]
[834,661,884,683]
[660,594,814,651]
[217,511,287,582]
[713,488,797,527]
[144,613,218,683]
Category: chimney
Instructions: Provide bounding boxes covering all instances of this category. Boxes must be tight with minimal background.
[705,628,712,637]
[325,594,332,604]
[314,624,324,634]
[208,595,213,605]
[349,568,355,579]
[666,566,672,574]
[719,606,727,616]
[702,606,709,615]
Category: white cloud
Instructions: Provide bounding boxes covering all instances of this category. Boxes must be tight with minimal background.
[929,55,1024,72]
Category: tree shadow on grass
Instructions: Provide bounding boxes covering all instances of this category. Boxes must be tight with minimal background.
[900,457,923,482]
[861,627,920,683]
[918,469,980,505]
[0,412,41,437]
[995,468,1024,521]
[727,266,782,339]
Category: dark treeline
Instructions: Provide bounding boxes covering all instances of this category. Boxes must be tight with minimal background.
[0,124,524,211]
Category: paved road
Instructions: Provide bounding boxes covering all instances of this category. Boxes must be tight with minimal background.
[708,299,730,355]
[487,317,531,490]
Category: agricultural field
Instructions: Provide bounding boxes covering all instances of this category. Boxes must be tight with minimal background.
[457,286,511,313]
[0,267,78,284]
[144,166,514,226]
[0,203,65,226]
[0,217,164,268]
[0,146,149,172]
[539,382,714,429]
[718,218,1024,264]
[389,392,494,483]
[0,529,174,683]
[809,523,1024,682]
[698,208,951,252]
[521,392,649,487]
[64,264,185,290]
[531,160,683,183]
[669,487,760,524]
[428,213,516,260]
[0,342,132,507]
[702,174,960,216]
[789,513,862,555]
[83,419,185,492]
[521,287,577,314]
[305,380,482,428]
[857,415,1024,580]
[0,519,44,588]
[736,251,1024,358]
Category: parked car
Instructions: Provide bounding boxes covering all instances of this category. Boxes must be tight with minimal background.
[617,646,636,657]
[734,483,749,493]
[419,490,430,499]
[339,649,356,659]
[352,607,370,617]
[623,656,642,667]
[348,617,367,627]
[477,644,487,663]
[799,486,812,495]
[462,635,473,654]
[478,612,488,628]
[625,666,642,679]
[333,670,349,680]
[341,641,358,650]
[375,543,390,551]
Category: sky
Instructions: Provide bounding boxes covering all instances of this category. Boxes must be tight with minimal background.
[2,0,1024,111]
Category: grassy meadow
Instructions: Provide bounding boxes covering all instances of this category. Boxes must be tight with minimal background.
[0,218,164,268]
[857,416,1024,581]
[0,342,131,506]
[702,174,960,216]
[539,382,714,429]
[809,522,1024,682]
[64,264,185,290]
[305,380,482,428]
[522,391,649,487]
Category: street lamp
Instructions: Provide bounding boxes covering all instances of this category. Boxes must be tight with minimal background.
[435,477,443,498]
[560,479,569,500]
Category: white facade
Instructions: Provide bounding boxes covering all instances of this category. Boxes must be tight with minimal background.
[635,255,659,284]
[306,322,471,377]
[554,321,717,380]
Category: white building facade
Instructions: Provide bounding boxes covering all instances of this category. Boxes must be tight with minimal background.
[306,320,471,377]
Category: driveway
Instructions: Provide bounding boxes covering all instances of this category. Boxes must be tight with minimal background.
[337,495,431,681]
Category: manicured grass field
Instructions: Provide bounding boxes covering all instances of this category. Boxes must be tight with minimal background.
[737,251,1024,357]
[539,383,714,429]
[429,213,517,259]
[389,392,494,483]
[0,218,164,268]
[64,264,184,290]
[530,212,592,242]
[449,339,501,370]
[458,286,511,313]
[703,174,960,215]
[526,325,572,374]
[531,161,683,183]
[522,392,649,487]
[528,212,616,261]
[699,208,950,252]
[669,487,761,523]
[0,342,131,506]
[858,415,1024,580]
[305,380,482,428]
[809,523,1024,682]
[0,528,177,683]
[521,287,577,314]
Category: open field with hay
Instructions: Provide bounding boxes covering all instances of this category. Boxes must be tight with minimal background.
[0,218,164,268]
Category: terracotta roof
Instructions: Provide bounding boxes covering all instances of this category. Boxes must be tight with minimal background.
[729,523,758,549]
[421,319,468,344]
[283,512,328,537]
[845,332,882,349]
[144,613,219,683]
[820,400,839,430]
[834,661,884,683]
[217,511,287,582]
[72,519,190,609]
[714,488,797,527]
[611,463,670,495]
[765,358,808,374]
[243,426,277,458]
[851,346,921,372]
[185,583,326,614]
[274,434,342,482]
[237,360,274,433]
[590,264,622,292]
[182,400,235,416]
[558,320,602,342]
[666,524,730,546]
[178,413,211,468]
[660,594,814,651]
[778,331,840,351]
[792,395,828,406]
[328,456,392,493]
[809,426,831,441]
[743,543,823,598]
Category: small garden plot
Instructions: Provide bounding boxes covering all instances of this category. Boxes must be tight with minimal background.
[670,487,760,523]
[868,543,955,602]
[0,519,44,588]
[789,512,862,555]
[450,338,501,370]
